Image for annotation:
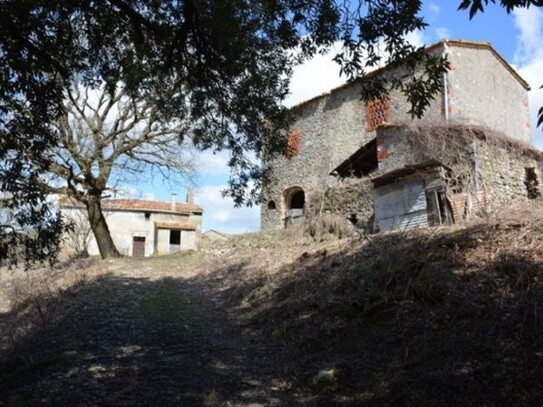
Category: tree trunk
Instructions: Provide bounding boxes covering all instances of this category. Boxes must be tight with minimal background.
[86,195,121,258]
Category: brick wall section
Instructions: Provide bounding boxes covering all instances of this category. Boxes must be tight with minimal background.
[286,129,301,158]
[365,98,391,132]
[449,193,466,221]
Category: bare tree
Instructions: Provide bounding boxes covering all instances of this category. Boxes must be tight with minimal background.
[45,80,194,259]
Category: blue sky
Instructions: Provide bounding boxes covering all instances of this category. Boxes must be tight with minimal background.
[134,2,543,234]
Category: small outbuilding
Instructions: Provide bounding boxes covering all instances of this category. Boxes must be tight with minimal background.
[60,193,203,257]
[371,162,453,232]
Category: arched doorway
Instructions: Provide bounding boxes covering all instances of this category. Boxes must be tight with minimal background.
[284,187,305,227]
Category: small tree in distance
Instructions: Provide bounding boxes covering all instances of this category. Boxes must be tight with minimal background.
[45,79,195,259]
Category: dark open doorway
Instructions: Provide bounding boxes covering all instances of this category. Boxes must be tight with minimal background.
[169,230,181,253]
[426,187,453,226]
[284,188,305,227]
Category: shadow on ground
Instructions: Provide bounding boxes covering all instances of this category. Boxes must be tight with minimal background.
[201,223,543,405]
[2,221,543,405]
[0,273,314,406]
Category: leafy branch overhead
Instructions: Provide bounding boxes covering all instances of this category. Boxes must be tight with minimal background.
[539,85,543,129]
[0,1,542,264]
[458,0,543,19]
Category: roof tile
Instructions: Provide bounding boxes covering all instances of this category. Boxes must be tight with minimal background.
[60,197,203,214]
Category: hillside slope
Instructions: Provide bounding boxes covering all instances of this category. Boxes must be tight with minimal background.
[1,205,543,405]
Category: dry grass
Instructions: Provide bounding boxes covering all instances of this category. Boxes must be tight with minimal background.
[200,210,543,403]
[403,121,542,160]
[304,213,356,241]
[0,258,100,350]
[208,215,355,254]
[3,203,543,403]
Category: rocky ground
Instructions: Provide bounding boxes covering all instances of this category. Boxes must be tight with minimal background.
[2,205,543,405]
[0,248,333,406]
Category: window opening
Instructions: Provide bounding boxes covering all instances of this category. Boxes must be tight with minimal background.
[348,213,358,225]
[524,167,541,199]
[284,188,305,227]
[267,200,277,210]
[169,230,181,245]
[290,190,305,209]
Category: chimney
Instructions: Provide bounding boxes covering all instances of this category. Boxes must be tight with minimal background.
[171,193,177,211]
[186,186,194,205]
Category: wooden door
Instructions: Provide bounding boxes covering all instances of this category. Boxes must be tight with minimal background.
[132,236,145,257]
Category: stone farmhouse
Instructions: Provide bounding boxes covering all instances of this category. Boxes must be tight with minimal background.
[262,40,542,232]
[60,192,203,257]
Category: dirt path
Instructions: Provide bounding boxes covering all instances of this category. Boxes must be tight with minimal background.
[4,218,543,405]
[0,260,319,406]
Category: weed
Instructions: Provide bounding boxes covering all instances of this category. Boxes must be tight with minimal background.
[305,213,356,241]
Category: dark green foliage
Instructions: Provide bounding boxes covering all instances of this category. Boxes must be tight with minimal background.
[538,85,543,128]
[458,0,543,19]
[0,0,540,265]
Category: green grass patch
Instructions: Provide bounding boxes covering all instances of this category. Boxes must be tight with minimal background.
[139,278,199,330]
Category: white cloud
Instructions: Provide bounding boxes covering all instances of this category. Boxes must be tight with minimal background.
[429,3,441,15]
[513,7,543,65]
[435,27,451,40]
[519,62,543,148]
[284,32,426,108]
[113,186,156,201]
[192,144,261,178]
[513,8,543,148]
[194,149,231,176]
[405,29,427,48]
[284,42,347,107]
[141,191,157,200]
[195,184,260,234]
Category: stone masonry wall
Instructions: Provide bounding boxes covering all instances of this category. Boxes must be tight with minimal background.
[478,143,542,207]
[308,178,374,233]
[376,124,543,213]
[262,65,444,230]
[262,42,533,230]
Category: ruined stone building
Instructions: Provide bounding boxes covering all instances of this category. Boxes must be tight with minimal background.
[261,40,542,232]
